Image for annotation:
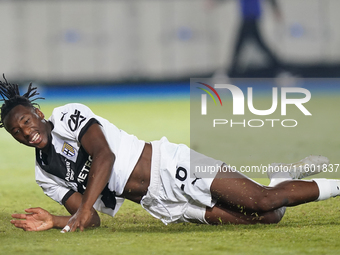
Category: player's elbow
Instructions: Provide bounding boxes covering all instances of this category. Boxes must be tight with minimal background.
[106,150,115,166]
[91,217,101,228]
[87,210,101,228]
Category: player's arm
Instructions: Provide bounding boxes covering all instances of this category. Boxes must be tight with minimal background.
[56,192,100,229]
[10,192,100,232]
[65,123,114,232]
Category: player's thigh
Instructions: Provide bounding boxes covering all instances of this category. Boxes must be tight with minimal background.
[210,165,269,207]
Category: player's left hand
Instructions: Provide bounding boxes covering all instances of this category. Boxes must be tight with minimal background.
[11,207,53,231]
[64,206,93,232]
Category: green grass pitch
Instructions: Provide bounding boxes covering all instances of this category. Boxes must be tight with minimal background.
[0,95,340,255]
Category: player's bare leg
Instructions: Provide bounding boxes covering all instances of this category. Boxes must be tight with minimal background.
[205,204,286,225]
[210,167,319,213]
[209,154,340,216]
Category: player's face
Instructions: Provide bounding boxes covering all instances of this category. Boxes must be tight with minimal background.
[3,105,51,150]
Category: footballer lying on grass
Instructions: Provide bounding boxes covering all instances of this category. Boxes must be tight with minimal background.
[1,77,339,233]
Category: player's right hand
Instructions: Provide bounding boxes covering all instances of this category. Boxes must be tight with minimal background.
[65,205,93,232]
[11,207,53,231]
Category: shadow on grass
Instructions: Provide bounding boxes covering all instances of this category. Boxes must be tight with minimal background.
[99,216,339,234]
[100,201,340,234]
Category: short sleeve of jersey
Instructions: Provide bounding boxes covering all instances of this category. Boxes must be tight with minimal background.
[49,103,100,143]
[35,163,77,205]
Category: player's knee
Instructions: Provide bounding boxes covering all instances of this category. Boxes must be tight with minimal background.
[262,209,285,224]
[253,195,280,212]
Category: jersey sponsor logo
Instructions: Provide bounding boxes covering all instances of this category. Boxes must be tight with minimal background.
[62,142,76,157]
[77,156,92,185]
[64,159,75,181]
[68,109,86,131]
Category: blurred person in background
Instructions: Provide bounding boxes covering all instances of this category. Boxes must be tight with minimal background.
[207,0,285,77]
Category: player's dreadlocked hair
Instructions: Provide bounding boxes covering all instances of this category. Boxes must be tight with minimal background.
[0,74,44,128]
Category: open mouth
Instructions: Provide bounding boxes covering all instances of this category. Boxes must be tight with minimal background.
[29,132,42,144]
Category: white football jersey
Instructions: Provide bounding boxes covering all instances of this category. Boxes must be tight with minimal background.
[35,103,145,217]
